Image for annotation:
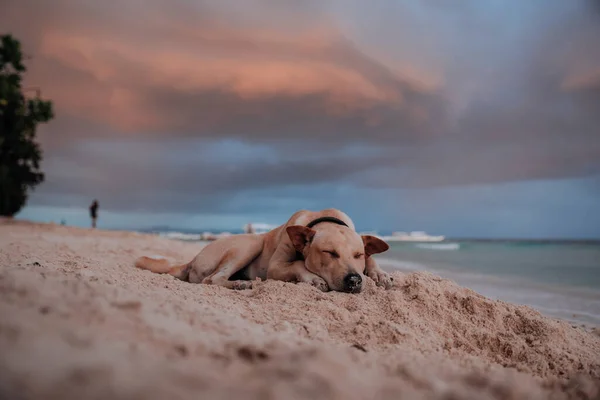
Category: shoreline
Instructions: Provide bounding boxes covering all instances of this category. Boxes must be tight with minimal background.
[1,220,599,399]
[378,257,600,329]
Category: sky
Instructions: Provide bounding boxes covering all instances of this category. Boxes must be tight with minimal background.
[2,0,600,238]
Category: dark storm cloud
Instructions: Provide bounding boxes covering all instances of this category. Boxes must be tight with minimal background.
[28,140,400,212]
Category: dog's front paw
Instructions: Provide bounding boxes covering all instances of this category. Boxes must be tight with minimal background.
[232,280,253,290]
[300,276,329,292]
[311,276,330,292]
[366,269,393,290]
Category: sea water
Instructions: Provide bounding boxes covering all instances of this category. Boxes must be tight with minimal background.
[378,242,600,326]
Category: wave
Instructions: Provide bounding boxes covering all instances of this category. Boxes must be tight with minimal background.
[158,232,205,241]
[414,243,461,251]
[158,231,237,241]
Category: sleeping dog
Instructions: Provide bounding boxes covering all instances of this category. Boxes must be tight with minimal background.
[135,208,391,293]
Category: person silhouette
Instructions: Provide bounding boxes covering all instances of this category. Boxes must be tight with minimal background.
[89,200,99,228]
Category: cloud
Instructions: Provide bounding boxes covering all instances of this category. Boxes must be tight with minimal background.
[26,138,398,212]
[4,0,443,140]
[1,0,600,216]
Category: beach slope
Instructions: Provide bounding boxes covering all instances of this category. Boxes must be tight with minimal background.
[1,219,599,399]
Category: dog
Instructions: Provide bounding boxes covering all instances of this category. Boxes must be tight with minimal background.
[135,208,391,293]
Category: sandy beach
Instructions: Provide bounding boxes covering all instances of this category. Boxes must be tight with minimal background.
[1,218,599,399]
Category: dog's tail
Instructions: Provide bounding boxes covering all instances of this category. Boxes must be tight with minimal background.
[134,256,191,281]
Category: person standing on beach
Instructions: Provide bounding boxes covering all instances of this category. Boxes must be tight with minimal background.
[89,200,99,228]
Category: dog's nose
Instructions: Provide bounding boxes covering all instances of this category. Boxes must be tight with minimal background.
[343,273,362,293]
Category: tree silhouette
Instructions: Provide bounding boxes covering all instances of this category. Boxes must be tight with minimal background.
[0,34,53,216]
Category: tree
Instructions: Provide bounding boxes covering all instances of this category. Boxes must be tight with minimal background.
[0,34,53,216]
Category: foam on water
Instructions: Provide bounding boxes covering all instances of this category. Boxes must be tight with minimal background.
[158,232,204,241]
[414,243,461,251]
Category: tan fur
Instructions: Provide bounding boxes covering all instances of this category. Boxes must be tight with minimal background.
[134,257,190,280]
[135,209,391,292]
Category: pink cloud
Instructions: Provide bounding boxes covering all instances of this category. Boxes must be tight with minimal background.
[36,25,434,133]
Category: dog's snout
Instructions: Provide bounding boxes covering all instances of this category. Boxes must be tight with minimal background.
[343,273,362,293]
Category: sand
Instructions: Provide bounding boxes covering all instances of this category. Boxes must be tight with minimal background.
[0,219,599,400]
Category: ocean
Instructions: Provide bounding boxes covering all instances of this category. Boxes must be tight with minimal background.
[378,241,600,327]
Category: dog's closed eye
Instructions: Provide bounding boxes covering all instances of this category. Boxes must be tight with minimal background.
[354,253,364,259]
[323,250,340,258]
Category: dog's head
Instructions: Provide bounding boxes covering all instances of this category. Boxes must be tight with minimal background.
[286,224,389,293]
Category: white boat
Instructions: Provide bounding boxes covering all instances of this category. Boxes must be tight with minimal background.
[382,231,445,242]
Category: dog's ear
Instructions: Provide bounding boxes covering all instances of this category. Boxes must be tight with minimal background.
[286,225,316,252]
[361,235,389,257]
